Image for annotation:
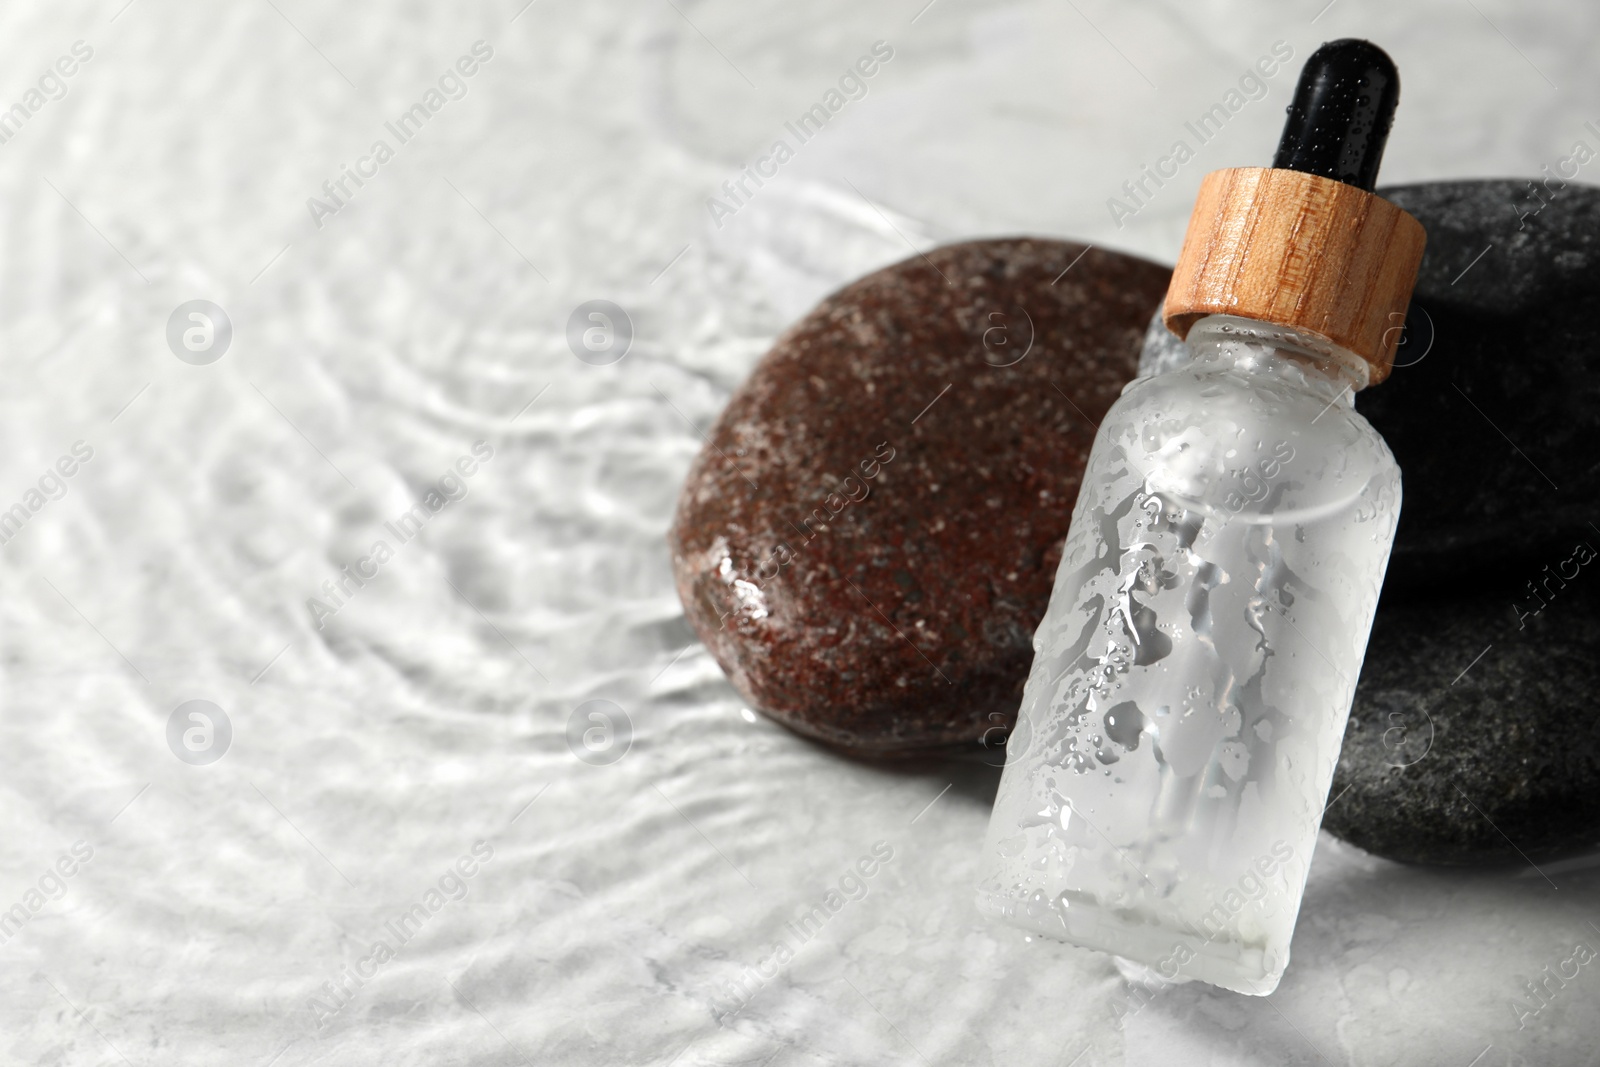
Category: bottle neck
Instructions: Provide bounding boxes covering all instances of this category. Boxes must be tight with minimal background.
[1184,314,1370,399]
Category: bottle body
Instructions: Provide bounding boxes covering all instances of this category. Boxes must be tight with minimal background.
[976,316,1401,995]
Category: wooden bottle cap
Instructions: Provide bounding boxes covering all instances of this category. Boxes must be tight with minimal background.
[1162,166,1426,385]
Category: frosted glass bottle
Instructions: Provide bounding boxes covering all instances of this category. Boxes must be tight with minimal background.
[976,314,1401,995]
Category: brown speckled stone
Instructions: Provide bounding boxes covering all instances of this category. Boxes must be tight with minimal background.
[669,238,1171,756]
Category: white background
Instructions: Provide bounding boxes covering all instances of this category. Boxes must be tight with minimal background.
[0,1,1594,1064]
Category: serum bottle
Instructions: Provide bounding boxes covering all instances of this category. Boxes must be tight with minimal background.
[977,40,1426,995]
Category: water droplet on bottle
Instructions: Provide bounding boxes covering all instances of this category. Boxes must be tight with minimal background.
[1104,701,1147,750]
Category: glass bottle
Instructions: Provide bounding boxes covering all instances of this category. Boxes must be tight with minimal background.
[976,315,1399,994]
[977,39,1426,995]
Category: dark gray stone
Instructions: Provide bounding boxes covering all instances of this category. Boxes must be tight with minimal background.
[1361,179,1600,592]
[1328,553,1600,865]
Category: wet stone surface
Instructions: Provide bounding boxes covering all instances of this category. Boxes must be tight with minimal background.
[670,238,1170,756]
[1328,560,1600,865]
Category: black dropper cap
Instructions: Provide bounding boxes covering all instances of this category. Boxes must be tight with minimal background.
[1271,39,1399,192]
